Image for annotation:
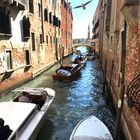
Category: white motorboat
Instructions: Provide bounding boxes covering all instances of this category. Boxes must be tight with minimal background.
[72,55,87,68]
[69,115,113,140]
[0,87,55,140]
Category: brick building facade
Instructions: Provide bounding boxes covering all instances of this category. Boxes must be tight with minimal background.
[61,0,73,57]
[92,0,140,139]
[0,0,73,94]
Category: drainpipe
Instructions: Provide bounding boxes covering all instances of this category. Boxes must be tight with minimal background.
[99,1,104,64]
[41,0,44,42]
[113,21,127,140]
[66,4,67,54]
[54,0,58,61]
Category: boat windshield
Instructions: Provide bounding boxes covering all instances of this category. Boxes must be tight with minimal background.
[12,88,48,98]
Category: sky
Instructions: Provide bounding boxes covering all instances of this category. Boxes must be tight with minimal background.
[68,0,99,39]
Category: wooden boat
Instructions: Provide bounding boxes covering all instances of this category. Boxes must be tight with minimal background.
[69,115,113,140]
[0,87,55,140]
[52,63,81,81]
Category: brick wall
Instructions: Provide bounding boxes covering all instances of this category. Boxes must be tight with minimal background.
[92,0,140,139]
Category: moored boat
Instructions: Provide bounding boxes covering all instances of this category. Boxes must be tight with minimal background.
[75,49,81,54]
[52,63,81,81]
[86,52,96,60]
[0,87,55,140]
[69,115,113,140]
[73,55,87,68]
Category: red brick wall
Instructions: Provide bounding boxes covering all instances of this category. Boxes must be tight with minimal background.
[125,22,140,87]
[61,0,73,56]
[92,0,140,139]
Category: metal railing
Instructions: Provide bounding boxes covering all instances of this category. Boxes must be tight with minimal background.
[126,73,140,113]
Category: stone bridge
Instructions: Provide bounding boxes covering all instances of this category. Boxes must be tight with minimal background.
[73,42,92,50]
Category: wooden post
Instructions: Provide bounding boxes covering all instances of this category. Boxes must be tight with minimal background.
[106,60,114,104]
[113,21,127,140]
[103,60,107,94]
[113,73,125,140]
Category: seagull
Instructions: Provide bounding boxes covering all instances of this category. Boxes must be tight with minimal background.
[73,0,93,10]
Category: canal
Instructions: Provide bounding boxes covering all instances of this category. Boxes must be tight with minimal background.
[0,50,116,140]
[22,53,115,140]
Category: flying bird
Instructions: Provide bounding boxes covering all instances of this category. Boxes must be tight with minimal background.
[73,0,93,10]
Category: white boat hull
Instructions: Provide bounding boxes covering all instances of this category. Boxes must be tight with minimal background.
[0,87,55,140]
[69,115,113,140]
[18,88,55,140]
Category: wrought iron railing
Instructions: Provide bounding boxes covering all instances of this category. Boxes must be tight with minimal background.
[126,73,140,113]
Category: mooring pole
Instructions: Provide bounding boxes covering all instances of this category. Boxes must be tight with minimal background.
[113,21,127,140]
[113,73,125,140]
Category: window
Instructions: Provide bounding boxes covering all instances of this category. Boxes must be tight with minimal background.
[6,51,12,70]
[46,35,48,44]
[31,32,35,51]
[53,15,56,26]
[25,50,30,65]
[49,12,52,24]
[22,16,30,39]
[50,36,52,44]
[29,0,34,13]
[54,37,55,43]
[40,34,43,45]
[0,7,11,35]
[38,3,41,17]
[44,8,48,21]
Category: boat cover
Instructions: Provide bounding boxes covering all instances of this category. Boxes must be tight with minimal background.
[0,102,36,133]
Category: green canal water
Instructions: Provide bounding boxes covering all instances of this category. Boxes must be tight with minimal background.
[0,51,116,140]
[25,54,115,140]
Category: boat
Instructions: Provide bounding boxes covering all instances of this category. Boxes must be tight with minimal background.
[73,55,87,68]
[0,87,55,140]
[75,49,81,54]
[86,52,96,60]
[69,115,113,140]
[52,63,81,81]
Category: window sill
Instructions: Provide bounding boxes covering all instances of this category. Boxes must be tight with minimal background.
[24,36,30,39]
[0,33,12,37]
[24,64,32,72]
[5,69,14,73]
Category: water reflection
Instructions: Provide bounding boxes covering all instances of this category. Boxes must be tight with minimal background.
[22,55,115,140]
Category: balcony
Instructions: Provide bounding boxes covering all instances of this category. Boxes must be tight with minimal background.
[121,0,139,23]
[1,0,26,10]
